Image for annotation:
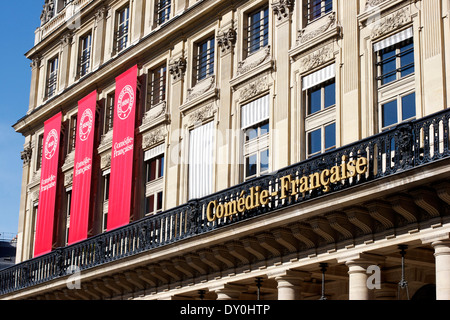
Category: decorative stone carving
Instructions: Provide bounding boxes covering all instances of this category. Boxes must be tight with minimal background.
[239,76,269,102]
[142,128,167,150]
[237,46,271,76]
[169,57,187,81]
[64,172,73,187]
[30,56,42,69]
[297,12,337,45]
[142,101,167,125]
[272,0,295,21]
[60,32,73,46]
[188,103,216,125]
[369,7,410,39]
[41,0,55,25]
[95,6,107,22]
[100,153,111,170]
[217,26,237,54]
[187,76,216,102]
[21,144,32,165]
[31,189,40,202]
[365,0,388,11]
[299,44,334,73]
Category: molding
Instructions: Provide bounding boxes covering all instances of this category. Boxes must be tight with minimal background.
[298,44,335,74]
[272,0,295,22]
[142,126,168,151]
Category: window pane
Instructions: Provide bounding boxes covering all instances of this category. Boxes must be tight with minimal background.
[380,48,397,85]
[400,41,414,78]
[308,129,321,156]
[245,127,258,141]
[308,87,321,115]
[157,192,163,211]
[147,195,155,214]
[324,81,335,108]
[260,122,269,136]
[260,149,269,173]
[382,100,398,128]
[246,154,257,177]
[159,155,165,178]
[325,123,336,150]
[402,92,416,121]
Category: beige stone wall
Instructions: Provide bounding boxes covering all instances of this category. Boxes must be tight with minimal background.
[13,0,449,263]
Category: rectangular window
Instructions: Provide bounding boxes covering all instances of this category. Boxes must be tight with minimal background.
[116,6,129,53]
[64,189,72,245]
[68,114,77,154]
[307,122,336,157]
[36,134,44,171]
[376,38,414,86]
[101,170,110,232]
[306,79,336,115]
[156,0,171,25]
[144,144,165,215]
[79,33,92,77]
[189,122,214,199]
[244,121,270,179]
[305,0,333,23]
[375,28,415,131]
[104,93,115,134]
[246,6,269,55]
[148,64,167,111]
[195,36,215,82]
[46,57,59,98]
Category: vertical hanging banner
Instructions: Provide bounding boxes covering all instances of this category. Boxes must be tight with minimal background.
[68,90,97,245]
[34,112,62,257]
[107,65,138,230]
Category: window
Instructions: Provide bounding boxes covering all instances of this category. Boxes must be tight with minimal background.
[307,122,336,157]
[195,36,215,83]
[68,114,77,154]
[303,64,336,157]
[156,0,171,25]
[305,0,333,23]
[306,79,335,115]
[36,134,44,171]
[104,92,115,134]
[79,33,92,77]
[189,122,214,199]
[376,38,414,86]
[241,94,270,181]
[375,28,415,131]
[147,64,167,111]
[246,6,269,55]
[116,6,129,53]
[144,144,165,215]
[244,122,270,179]
[64,188,72,245]
[46,57,59,98]
[101,170,110,232]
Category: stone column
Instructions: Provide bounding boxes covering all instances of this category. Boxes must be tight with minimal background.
[271,270,309,300]
[432,240,450,300]
[92,6,107,71]
[59,32,73,91]
[340,253,383,300]
[131,0,144,45]
[28,57,41,113]
[214,284,243,300]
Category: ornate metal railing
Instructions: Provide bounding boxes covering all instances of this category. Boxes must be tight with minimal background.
[1,108,449,296]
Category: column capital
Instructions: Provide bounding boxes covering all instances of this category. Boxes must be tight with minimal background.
[337,252,385,266]
[211,284,245,300]
[268,269,311,281]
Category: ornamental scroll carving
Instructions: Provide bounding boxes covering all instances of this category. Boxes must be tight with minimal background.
[369,7,411,39]
[187,76,216,102]
[21,145,32,165]
[297,12,337,45]
[364,0,388,11]
[237,46,271,76]
[299,44,334,73]
[41,0,55,25]
[217,25,237,54]
[239,76,269,102]
[169,57,187,81]
[142,128,167,150]
[272,0,295,21]
[188,103,216,125]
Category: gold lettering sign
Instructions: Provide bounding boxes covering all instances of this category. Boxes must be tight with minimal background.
[207,156,368,222]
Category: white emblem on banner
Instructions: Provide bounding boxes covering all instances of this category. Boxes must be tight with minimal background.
[117,85,135,120]
[44,129,58,160]
[79,108,94,141]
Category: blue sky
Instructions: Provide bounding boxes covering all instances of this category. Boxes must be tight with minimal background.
[0,1,43,238]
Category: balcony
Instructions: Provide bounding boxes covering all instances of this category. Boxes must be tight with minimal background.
[1,108,450,298]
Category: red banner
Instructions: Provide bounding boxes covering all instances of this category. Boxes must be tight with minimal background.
[107,65,138,230]
[68,90,97,245]
[34,112,62,257]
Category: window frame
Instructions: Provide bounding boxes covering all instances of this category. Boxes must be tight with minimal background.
[245,6,269,56]
[147,64,167,111]
[46,56,59,99]
[156,0,171,26]
[243,121,270,180]
[79,32,92,77]
[304,0,333,24]
[194,36,215,84]
[115,6,130,53]
[144,150,165,216]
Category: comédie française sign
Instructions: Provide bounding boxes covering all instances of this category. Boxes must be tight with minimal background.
[206,155,368,222]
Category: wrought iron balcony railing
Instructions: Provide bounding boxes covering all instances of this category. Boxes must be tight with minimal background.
[1,108,449,296]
